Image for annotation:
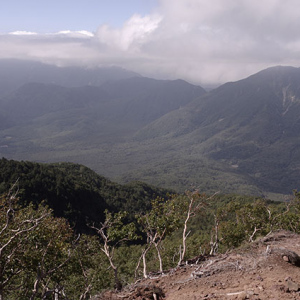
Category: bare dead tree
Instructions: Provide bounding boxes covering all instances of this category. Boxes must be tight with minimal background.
[209,213,222,255]
[135,241,152,279]
[136,197,180,278]
[178,191,218,266]
[137,215,167,278]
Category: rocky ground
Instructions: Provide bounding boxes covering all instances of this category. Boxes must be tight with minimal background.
[96,231,300,299]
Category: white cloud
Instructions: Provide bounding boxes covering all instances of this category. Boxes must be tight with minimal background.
[9,31,38,35]
[0,34,99,66]
[140,0,300,83]
[1,0,300,85]
[56,30,94,38]
[96,14,162,51]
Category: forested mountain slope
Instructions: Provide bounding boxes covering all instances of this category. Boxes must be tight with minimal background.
[122,66,300,196]
[0,158,170,232]
[1,61,300,197]
[0,64,206,192]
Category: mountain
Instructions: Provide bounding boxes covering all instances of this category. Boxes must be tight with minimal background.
[0,67,206,189]
[1,62,300,197]
[0,59,140,96]
[0,76,205,145]
[127,66,300,195]
[1,76,205,124]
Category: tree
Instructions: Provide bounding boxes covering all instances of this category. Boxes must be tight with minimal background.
[219,198,296,248]
[136,196,180,277]
[70,234,109,300]
[177,190,212,265]
[209,207,224,255]
[0,182,88,300]
[0,182,52,300]
[28,216,75,300]
[90,210,138,290]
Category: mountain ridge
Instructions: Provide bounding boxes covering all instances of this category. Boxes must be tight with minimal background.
[1,62,300,197]
[0,58,141,96]
[130,65,300,194]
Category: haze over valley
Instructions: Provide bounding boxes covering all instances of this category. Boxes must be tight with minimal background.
[0,59,300,198]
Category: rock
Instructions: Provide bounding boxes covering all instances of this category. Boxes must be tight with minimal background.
[237,292,247,300]
[286,279,299,292]
[272,284,287,293]
[283,255,289,262]
[273,248,300,266]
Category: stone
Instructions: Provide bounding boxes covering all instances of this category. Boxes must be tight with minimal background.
[237,292,247,300]
[286,279,299,292]
[283,255,289,262]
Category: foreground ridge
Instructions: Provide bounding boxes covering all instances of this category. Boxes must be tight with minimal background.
[97,231,300,299]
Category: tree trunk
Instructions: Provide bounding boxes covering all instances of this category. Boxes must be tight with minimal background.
[142,245,152,278]
[113,267,122,291]
[179,223,189,265]
[135,245,151,279]
[210,217,220,255]
[104,245,122,290]
[178,197,193,266]
[154,243,163,273]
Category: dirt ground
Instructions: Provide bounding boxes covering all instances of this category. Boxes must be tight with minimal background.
[96,230,300,299]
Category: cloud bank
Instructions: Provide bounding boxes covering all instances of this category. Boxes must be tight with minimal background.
[1,0,300,85]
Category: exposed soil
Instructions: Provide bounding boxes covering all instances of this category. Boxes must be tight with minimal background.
[96,231,300,299]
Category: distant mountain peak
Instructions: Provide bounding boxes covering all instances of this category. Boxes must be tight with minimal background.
[247,65,300,82]
[0,59,141,96]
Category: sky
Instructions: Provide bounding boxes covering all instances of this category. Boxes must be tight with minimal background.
[1,0,300,86]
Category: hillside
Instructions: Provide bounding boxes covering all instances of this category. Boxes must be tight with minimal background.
[100,231,300,299]
[115,66,300,196]
[1,61,300,197]
[138,67,300,193]
[2,158,299,299]
[0,63,206,189]
[0,158,170,232]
